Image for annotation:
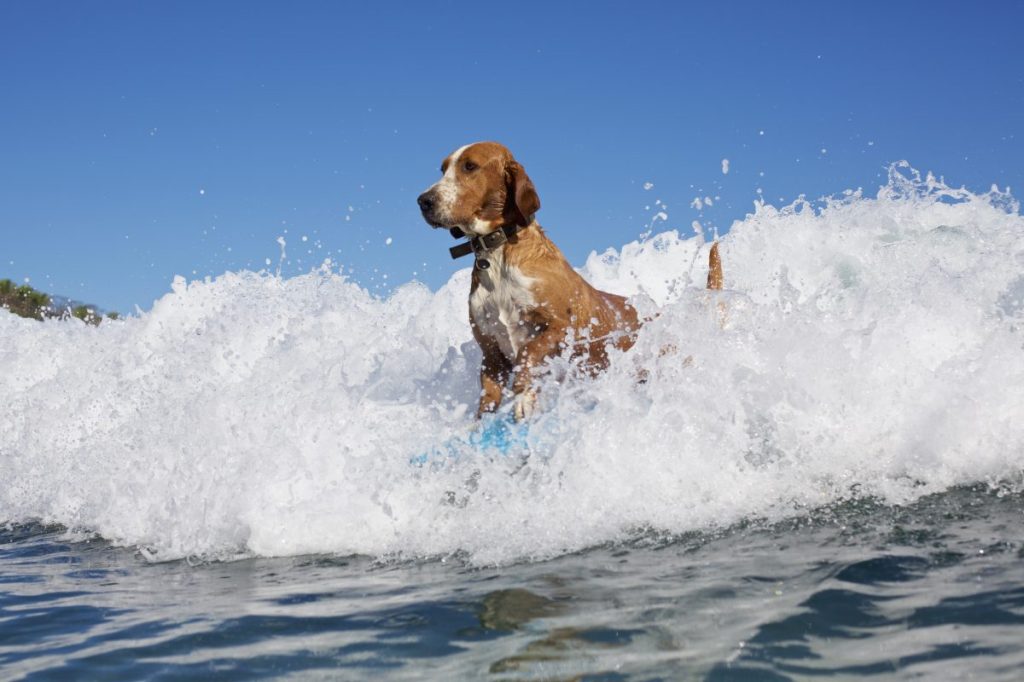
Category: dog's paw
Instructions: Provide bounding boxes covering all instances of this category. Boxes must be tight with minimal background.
[512,390,537,422]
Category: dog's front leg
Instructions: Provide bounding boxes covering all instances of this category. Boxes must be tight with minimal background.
[477,345,512,418]
[510,328,565,421]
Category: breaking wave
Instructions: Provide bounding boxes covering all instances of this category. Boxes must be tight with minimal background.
[2,163,1022,564]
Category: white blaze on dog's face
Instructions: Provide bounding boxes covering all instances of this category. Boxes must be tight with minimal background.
[417,141,541,236]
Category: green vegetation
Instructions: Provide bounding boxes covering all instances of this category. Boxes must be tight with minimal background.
[0,279,51,320]
[0,279,117,324]
[70,304,103,325]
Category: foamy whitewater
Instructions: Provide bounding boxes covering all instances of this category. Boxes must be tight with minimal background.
[3,164,1023,565]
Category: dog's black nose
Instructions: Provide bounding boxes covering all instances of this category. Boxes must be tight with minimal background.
[417,192,434,213]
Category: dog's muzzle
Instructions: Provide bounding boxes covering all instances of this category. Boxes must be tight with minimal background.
[417,190,444,227]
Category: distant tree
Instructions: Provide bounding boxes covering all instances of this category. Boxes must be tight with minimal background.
[0,279,51,320]
[71,305,103,326]
[1,279,117,324]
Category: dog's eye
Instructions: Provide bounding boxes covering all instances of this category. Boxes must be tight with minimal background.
[463,160,478,172]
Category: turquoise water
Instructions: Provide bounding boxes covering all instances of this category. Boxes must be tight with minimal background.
[4,485,1023,680]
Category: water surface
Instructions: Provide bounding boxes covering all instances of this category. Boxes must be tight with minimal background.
[3,166,1024,678]
[4,485,1023,680]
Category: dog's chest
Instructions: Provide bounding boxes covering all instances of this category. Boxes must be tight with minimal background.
[470,254,537,361]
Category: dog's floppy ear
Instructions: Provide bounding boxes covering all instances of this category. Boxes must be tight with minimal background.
[505,160,541,227]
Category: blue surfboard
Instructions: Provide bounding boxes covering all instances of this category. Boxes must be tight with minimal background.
[411,413,533,467]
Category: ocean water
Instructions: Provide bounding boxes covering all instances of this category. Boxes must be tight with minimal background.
[2,164,1023,679]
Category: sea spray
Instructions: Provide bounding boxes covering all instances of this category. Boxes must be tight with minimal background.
[2,164,1022,564]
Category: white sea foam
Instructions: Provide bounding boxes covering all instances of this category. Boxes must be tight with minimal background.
[2,164,1023,564]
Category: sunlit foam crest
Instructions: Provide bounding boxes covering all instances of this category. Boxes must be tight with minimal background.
[1,164,1022,564]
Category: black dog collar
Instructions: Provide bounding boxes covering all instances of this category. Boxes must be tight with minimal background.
[448,222,529,270]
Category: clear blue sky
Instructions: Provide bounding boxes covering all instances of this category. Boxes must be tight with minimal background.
[2,1,1022,314]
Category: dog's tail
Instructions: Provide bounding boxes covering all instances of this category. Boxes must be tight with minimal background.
[706,242,723,290]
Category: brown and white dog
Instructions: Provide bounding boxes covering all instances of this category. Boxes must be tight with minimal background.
[418,141,721,421]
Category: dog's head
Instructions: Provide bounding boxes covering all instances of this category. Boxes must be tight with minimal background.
[417,142,540,236]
